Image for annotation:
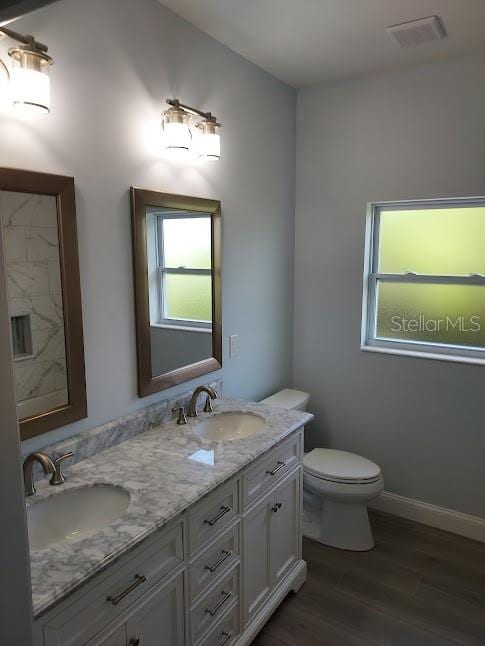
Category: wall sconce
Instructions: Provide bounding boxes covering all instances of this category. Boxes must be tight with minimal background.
[162,99,221,161]
[162,102,192,160]
[0,26,54,114]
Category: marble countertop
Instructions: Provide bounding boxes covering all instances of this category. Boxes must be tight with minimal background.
[28,399,312,618]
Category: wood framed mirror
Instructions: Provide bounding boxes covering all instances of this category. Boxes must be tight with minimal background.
[0,168,87,440]
[131,188,222,397]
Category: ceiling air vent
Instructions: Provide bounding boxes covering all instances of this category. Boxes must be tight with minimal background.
[387,16,446,48]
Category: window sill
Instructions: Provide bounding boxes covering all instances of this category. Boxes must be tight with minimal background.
[150,323,212,334]
[361,342,485,366]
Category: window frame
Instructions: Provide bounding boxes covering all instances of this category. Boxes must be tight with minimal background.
[155,212,212,331]
[361,197,485,365]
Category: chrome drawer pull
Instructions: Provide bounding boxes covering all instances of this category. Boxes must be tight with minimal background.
[106,574,146,605]
[206,590,232,617]
[266,460,286,476]
[204,505,231,526]
[217,631,232,646]
[205,549,232,573]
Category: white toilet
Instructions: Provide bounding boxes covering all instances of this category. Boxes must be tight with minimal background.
[260,389,384,551]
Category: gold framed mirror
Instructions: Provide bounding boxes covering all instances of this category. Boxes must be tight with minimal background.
[0,168,87,440]
[131,188,222,397]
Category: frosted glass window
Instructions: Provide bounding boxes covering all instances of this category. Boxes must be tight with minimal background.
[362,199,485,362]
[378,207,485,276]
[376,283,485,348]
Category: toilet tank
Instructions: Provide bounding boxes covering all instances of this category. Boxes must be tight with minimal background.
[260,388,310,411]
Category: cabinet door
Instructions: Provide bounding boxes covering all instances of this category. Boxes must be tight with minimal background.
[270,468,301,587]
[125,572,185,646]
[242,492,273,626]
[93,626,127,646]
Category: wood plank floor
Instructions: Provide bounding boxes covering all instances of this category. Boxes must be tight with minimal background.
[252,511,485,646]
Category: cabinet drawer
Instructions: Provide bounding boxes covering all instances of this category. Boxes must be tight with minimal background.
[242,432,301,509]
[197,602,239,646]
[42,523,183,646]
[188,480,239,555]
[189,523,240,604]
[191,566,239,644]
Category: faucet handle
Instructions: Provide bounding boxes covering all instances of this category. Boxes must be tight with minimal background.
[203,396,214,413]
[172,406,188,425]
[50,452,73,486]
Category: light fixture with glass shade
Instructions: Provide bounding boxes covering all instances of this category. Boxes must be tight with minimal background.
[195,117,221,161]
[163,98,221,161]
[0,58,10,113]
[0,26,54,114]
[161,101,192,160]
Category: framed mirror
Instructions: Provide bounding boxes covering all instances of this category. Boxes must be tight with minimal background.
[0,168,87,440]
[131,188,222,397]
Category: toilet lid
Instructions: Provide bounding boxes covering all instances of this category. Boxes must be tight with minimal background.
[303,449,381,483]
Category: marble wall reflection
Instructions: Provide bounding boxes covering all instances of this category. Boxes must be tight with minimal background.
[1,191,68,420]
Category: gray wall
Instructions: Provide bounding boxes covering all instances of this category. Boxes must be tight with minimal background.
[294,54,485,518]
[0,0,295,452]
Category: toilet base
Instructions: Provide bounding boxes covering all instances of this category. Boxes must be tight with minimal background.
[317,500,375,551]
[303,473,383,552]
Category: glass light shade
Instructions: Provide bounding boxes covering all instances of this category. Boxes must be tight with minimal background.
[8,49,52,114]
[195,119,221,161]
[162,107,191,159]
[0,61,10,113]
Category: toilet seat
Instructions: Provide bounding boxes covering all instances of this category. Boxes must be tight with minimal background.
[303,449,381,485]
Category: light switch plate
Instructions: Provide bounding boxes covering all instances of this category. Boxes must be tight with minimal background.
[229,334,239,358]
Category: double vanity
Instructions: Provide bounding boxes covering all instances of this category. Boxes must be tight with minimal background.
[28,396,312,646]
[1,169,312,644]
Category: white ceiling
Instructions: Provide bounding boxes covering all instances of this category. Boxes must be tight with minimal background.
[158,0,485,87]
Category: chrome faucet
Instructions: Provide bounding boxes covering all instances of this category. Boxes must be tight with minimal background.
[23,451,73,497]
[187,385,218,417]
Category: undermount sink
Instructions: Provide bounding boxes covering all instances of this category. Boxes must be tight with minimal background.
[194,411,266,441]
[27,484,130,551]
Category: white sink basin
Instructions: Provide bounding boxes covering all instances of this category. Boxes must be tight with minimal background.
[194,411,266,441]
[27,484,130,551]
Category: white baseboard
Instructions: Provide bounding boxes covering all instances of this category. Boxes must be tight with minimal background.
[370,491,485,544]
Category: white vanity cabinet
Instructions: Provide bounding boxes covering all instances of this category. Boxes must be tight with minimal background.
[93,572,185,646]
[242,468,301,625]
[33,428,306,646]
[241,444,302,627]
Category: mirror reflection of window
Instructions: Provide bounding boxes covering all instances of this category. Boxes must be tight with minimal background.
[158,215,212,327]
[131,188,222,396]
[146,208,213,377]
